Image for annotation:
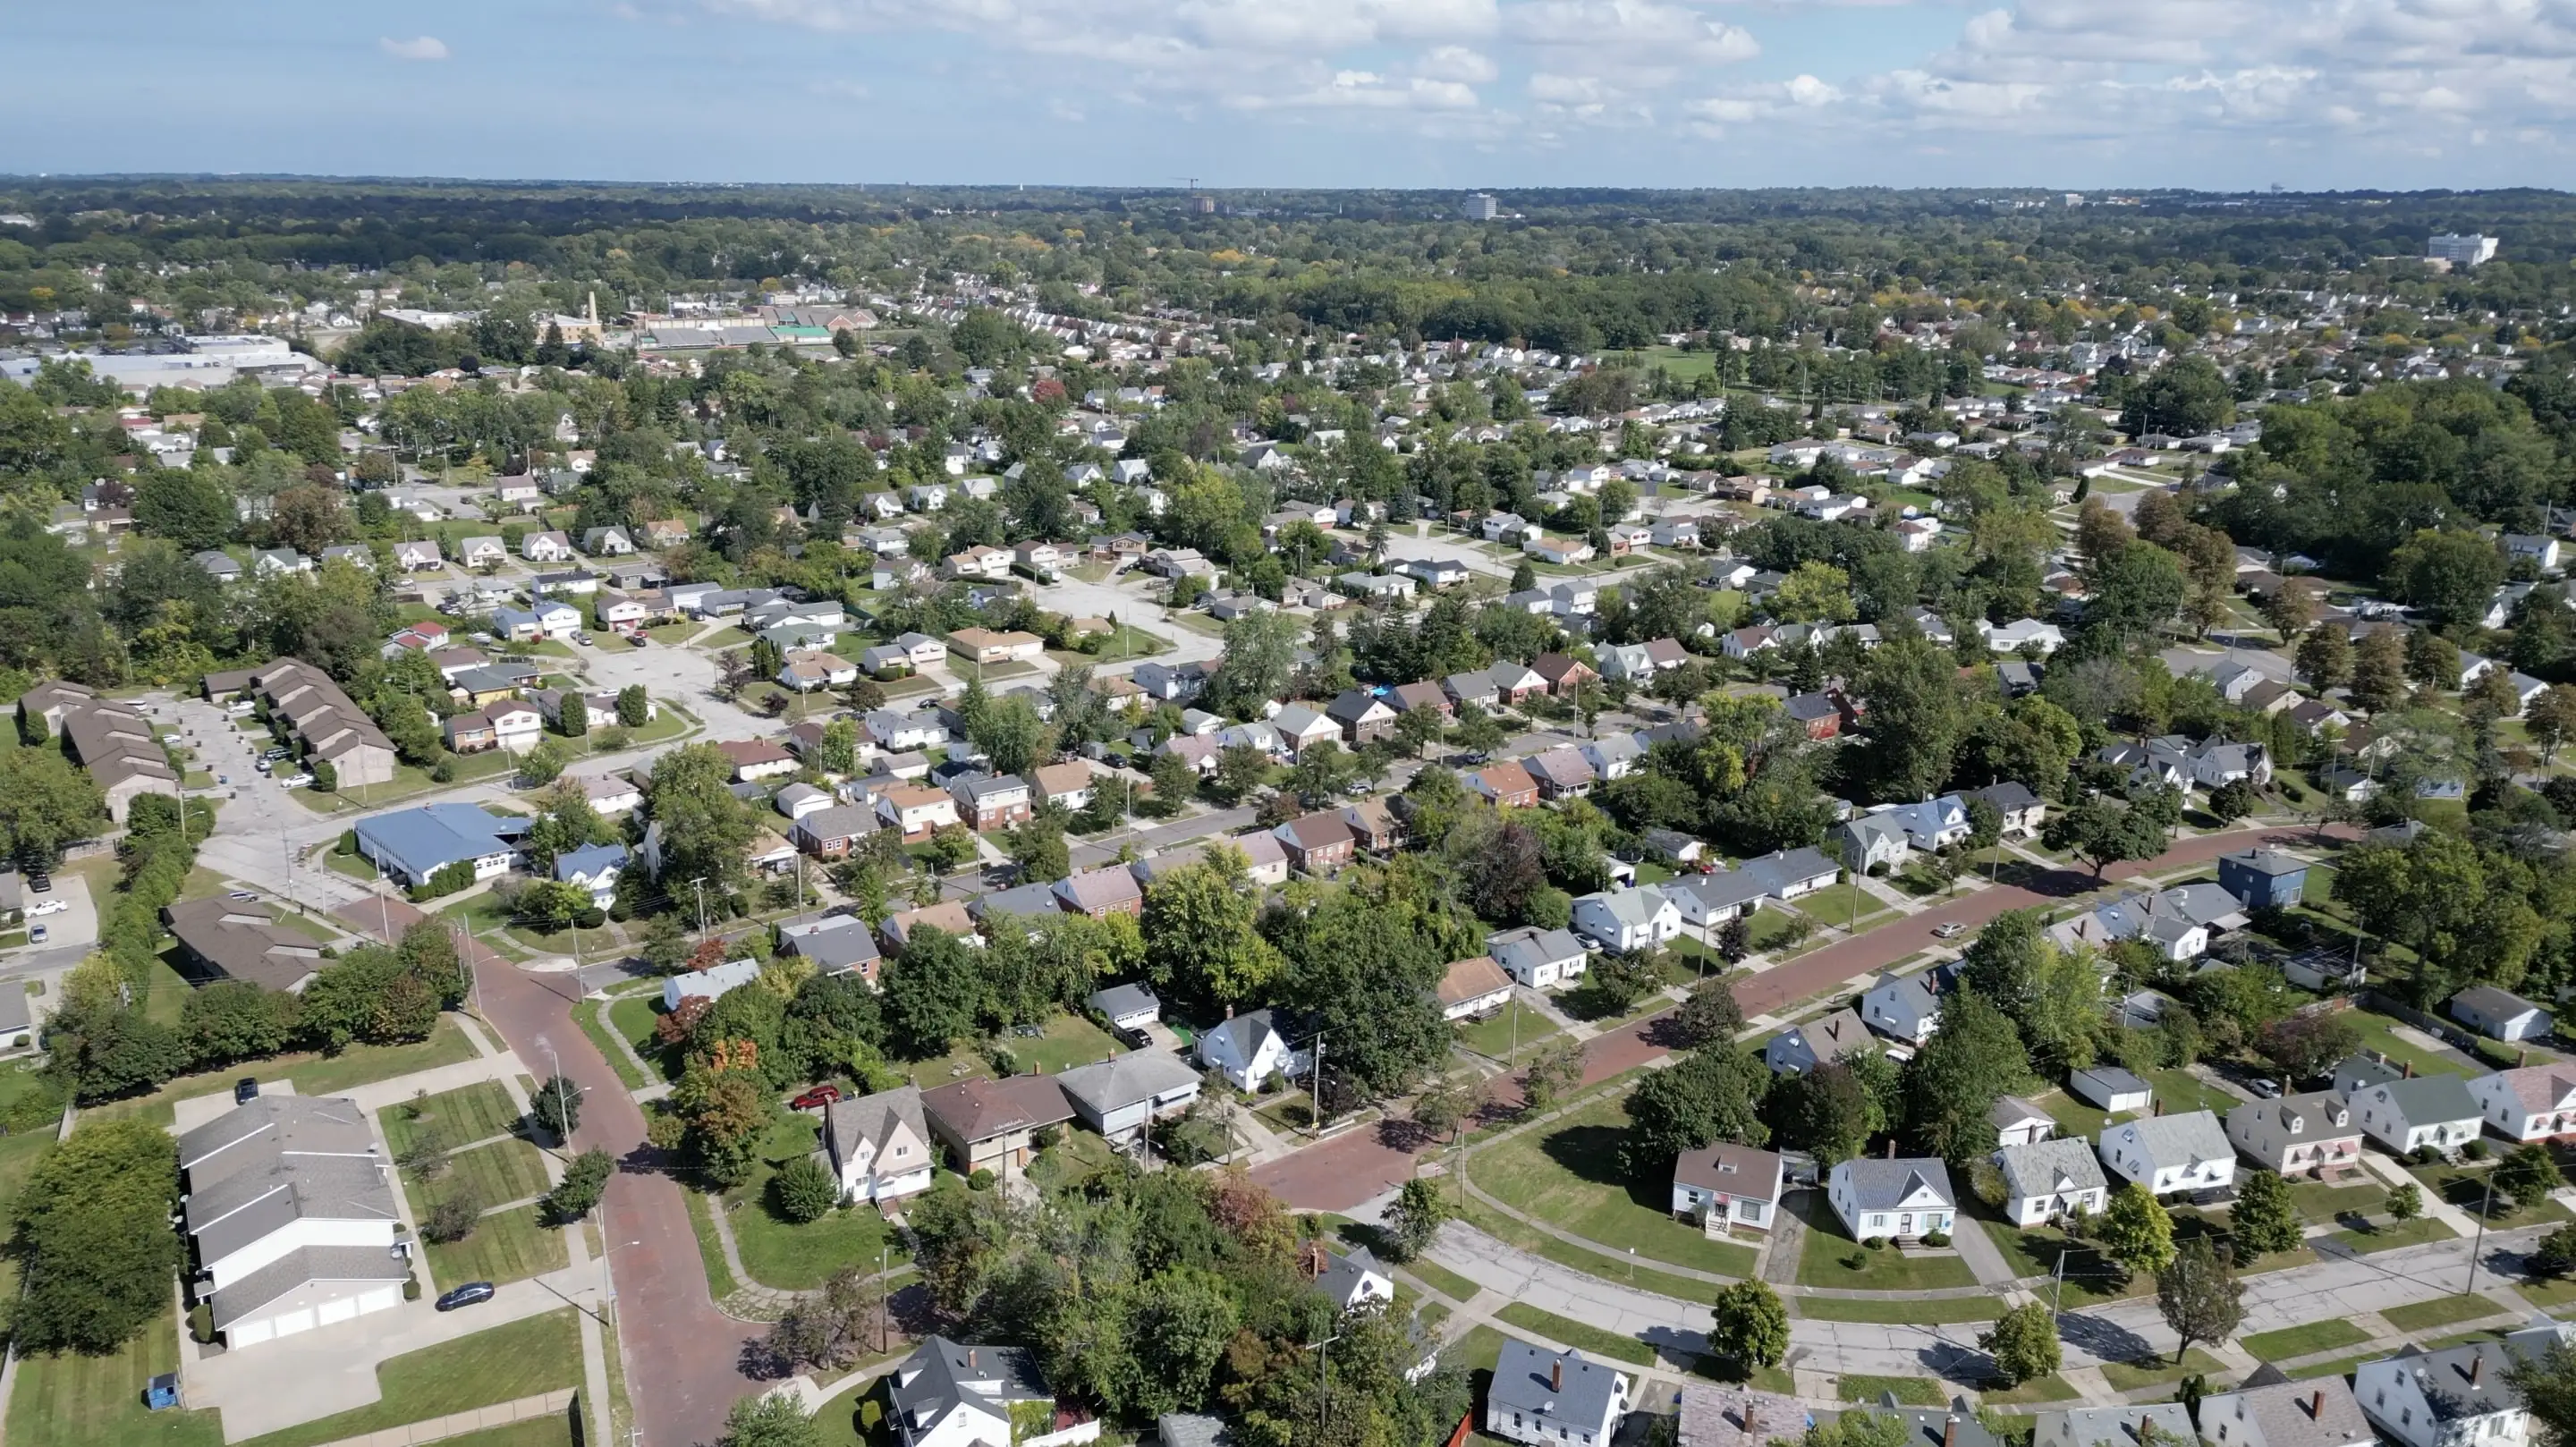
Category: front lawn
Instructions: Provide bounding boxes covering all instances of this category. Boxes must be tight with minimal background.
[1468,1095,1758,1278]
[1795,1295,2003,1324]
[2241,1320,2370,1361]
[230,1309,582,1447]
[423,1204,570,1290]
[726,1115,911,1290]
[1792,1198,1977,1290]
[2097,1347,2230,1392]
[1453,1003,1559,1062]
[1836,1375,1943,1406]
[1982,1375,2081,1406]
[2382,1293,2507,1333]
[1493,1304,1655,1366]
[2290,1177,2387,1224]
[436,1138,554,1210]
[5,1307,224,1447]
[607,994,681,1084]
[2411,1160,2573,1231]
[384,1081,524,1158]
[2329,1215,2455,1255]
[900,1014,1126,1091]
[1460,1199,1717,1301]
[1401,1256,1483,1303]
[1976,1218,2141,1306]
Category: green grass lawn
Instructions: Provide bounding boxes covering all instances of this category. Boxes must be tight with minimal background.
[1837,1375,1943,1406]
[1796,1295,2004,1324]
[423,1205,571,1290]
[435,1138,555,1208]
[2344,1009,2477,1079]
[82,1017,480,1130]
[1453,1002,1560,1062]
[6,1307,224,1447]
[384,1081,524,1158]
[1458,1199,1717,1301]
[2329,1215,2455,1254]
[579,998,648,1091]
[2290,1177,2387,1224]
[1467,1095,1758,1278]
[1794,1197,1976,1290]
[2412,1161,2573,1231]
[644,622,705,646]
[607,994,681,1084]
[901,1014,1125,1090]
[232,1309,582,1447]
[698,626,752,649]
[1493,1304,1654,1366]
[2098,1347,2230,1392]
[1448,1323,1510,1374]
[2241,1320,2371,1361]
[1401,1256,1483,1303]
[682,1186,739,1299]
[1976,1217,2141,1305]
[2509,1274,2576,1311]
[2382,1293,2509,1333]
[726,1115,910,1290]
[1981,1375,2081,1406]
[428,1418,579,1447]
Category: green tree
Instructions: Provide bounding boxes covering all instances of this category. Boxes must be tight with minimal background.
[719,1392,821,1447]
[13,1118,183,1354]
[1141,848,1282,1006]
[1146,747,1198,816]
[617,684,651,728]
[1519,1037,1586,1113]
[1385,1176,1450,1260]
[1707,1280,1790,1369]
[1671,975,1746,1048]
[2155,1237,2244,1365]
[1769,1059,1883,1164]
[772,1155,842,1223]
[1853,628,1968,802]
[0,746,106,872]
[2295,624,2351,690]
[2098,1182,2177,1277]
[1622,1045,1770,1172]
[1979,1302,2063,1386]
[519,734,570,786]
[972,696,1052,777]
[2498,1144,2563,1212]
[530,1073,584,1138]
[544,1148,614,1223]
[2043,797,2169,879]
[1005,814,1070,884]
[2386,1182,2423,1222]
[881,928,983,1056]
[2388,530,2508,630]
[1902,988,2028,1164]
[2349,626,2410,715]
[2228,1167,2301,1257]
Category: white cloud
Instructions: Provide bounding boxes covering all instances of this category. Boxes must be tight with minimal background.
[1785,72,1838,106]
[378,35,451,61]
[1419,45,1500,83]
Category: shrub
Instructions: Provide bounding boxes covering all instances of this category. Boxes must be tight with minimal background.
[336,830,358,856]
[2464,1140,2489,1161]
[1922,1229,1951,1248]
[423,1192,480,1244]
[1863,1236,1886,1251]
[1841,1251,1867,1270]
[772,1155,841,1223]
[2411,1146,2440,1165]
[188,1300,214,1343]
[1030,1124,1062,1150]
[402,1274,421,1300]
[969,1168,996,1191]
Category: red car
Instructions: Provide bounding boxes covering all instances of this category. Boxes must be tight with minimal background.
[789,1086,843,1111]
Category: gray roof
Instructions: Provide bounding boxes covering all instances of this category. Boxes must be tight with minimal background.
[2223,849,2307,877]
[1767,1008,1873,1072]
[1489,1340,1624,1429]
[819,1086,927,1171]
[1089,982,1161,1020]
[1995,1138,2106,1201]
[1056,1051,1201,1115]
[1489,926,1590,977]
[1669,868,1770,915]
[2454,984,2545,1020]
[1157,1414,1235,1447]
[888,1337,1052,1442]
[1992,1095,2053,1130]
[2072,1064,2150,1098]
[2102,1109,2232,1169]
[2202,1369,2374,1447]
[180,1097,397,1267]
[2035,1404,2197,1447]
[2370,1073,2483,1124]
[1835,1156,1955,1211]
[207,1244,411,1329]
[2371,1341,2525,1423]
[1874,1400,2005,1447]
[1206,1008,1287,1062]
[788,924,881,974]
[970,883,1063,924]
[1313,1242,1387,1306]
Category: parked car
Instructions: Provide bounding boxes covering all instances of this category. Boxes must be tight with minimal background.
[1115,1026,1152,1051]
[227,891,258,901]
[233,1077,259,1104]
[435,1282,496,1312]
[789,1086,843,1112]
[1931,922,1966,939]
[25,899,66,918]
[2247,1078,2282,1099]
[575,632,593,646]
[26,874,48,893]
[27,925,45,944]
[277,774,314,789]
[254,760,272,775]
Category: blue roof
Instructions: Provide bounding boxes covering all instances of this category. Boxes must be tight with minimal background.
[555,842,628,884]
[355,804,521,881]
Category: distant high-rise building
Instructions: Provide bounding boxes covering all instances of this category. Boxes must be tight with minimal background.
[1462,193,1499,221]
[1189,195,1216,215]
[2428,233,2499,267]
[2063,192,2085,207]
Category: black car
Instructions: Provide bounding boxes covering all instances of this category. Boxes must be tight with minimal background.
[1115,1026,1152,1051]
[435,1282,496,1312]
[233,1077,260,1104]
[26,874,49,894]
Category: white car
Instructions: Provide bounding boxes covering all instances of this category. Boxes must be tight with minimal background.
[24,899,67,918]
[277,773,315,790]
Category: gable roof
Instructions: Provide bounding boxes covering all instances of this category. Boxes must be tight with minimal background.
[921,1075,1074,1144]
[1055,1051,1201,1115]
[1995,1138,2106,1201]
[1673,1143,1783,1200]
[1835,1156,1955,1210]
[1436,955,1513,1009]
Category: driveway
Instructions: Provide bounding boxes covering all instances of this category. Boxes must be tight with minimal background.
[335,896,758,1447]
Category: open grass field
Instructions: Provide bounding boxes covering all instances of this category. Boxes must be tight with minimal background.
[423,1204,570,1290]
[899,1013,1125,1091]
[2329,1215,2454,1254]
[383,1081,523,1158]
[232,1309,582,1447]
[6,1309,224,1447]
[1453,1003,1559,1062]
[1469,1095,1758,1278]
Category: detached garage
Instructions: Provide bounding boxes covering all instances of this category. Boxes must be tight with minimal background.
[213,1246,411,1346]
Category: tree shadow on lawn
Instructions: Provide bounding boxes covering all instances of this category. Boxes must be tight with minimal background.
[1535,1121,1672,1214]
[2055,1311,2158,1368]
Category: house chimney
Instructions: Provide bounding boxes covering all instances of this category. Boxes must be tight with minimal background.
[2139,1417,2152,1444]
[2153,1097,2164,1116]
[970,1349,979,1370]
[1886,1138,1896,1159]
[2470,1354,2484,1386]
[1945,1417,1959,1447]
[1552,1359,1563,1392]
[2309,1392,2325,1419]
[2405,1061,2415,1079]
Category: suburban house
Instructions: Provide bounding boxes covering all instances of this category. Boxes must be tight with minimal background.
[1669,1143,1784,1233]
[1197,1008,1306,1092]
[1324,690,1398,746]
[1859,971,1942,1045]
[2225,1093,2365,1177]
[1269,705,1342,759]
[1826,1156,1956,1241]
[1764,1008,1875,1077]
[1274,813,1358,875]
[1088,983,1161,1033]
[1030,761,1094,813]
[162,896,329,993]
[716,739,801,782]
[920,1076,1077,1177]
[2217,849,2309,910]
[878,786,963,841]
[1470,759,1541,809]
[1304,1242,1394,1313]
[2199,1368,2376,1447]
[2470,1066,2576,1143]
[1992,1138,2110,1225]
[1055,1053,1202,1146]
[555,842,626,909]
[952,774,1034,832]
[1524,748,1597,800]
[946,628,1046,665]
[2033,1407,2197,1447]
[1968,781,2047,837]
[1342,798,1401,853]
[1435,956,1514,1020]
[791,805,880,860]
[1486,1341,1629,1447]
[2349,1074,2485,1155]
[779,913,883,982]
[2355,1341,2530,1447]
[2068,1065,2154,1114]
[663,958,761,1011]
[179,1096,406,1349]
[1571,885,1682,953]
[886,1337,1097,1447]
[2097,1111,2237,1197]
[1993,1096,2056,1148]
[817,1086,936,1205]
[2452,986,2553,1043]
[1054,867,1144,919]
[1488,927,1589,989]
[1665,869,1771,940]
[882,901,979,954]
[1835,795,1969,872]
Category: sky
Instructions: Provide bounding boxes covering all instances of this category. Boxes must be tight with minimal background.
[5,0,2573,191]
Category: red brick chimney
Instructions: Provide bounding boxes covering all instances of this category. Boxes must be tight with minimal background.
[2470,1353,2484,1386]
[2309,1392,2325,1419]
[1552,1359,1563,1392]
[1945,1417,1959,1447]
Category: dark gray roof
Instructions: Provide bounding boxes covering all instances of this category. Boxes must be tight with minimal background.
[1157,1414,1235,1447]
[1313,1242,1387,1305]
[1970,781,2041,811]
[971,883,1063,923]
[1994,1138,2106,1200]
[1490,1340,1624,1430]
[2368,1074,2482,1124]
[2378,1341,2525,1422]
[207,1244,411,1329]
[1055,1051,1201,1115]
[1089,982,1161,1020]
[789,925,881,974]
[1874,1400,2004,1447]
[1834,1156,1955,1211]
[889,1337,1053,1440]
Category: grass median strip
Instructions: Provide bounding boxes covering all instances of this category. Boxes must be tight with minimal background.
[2382,1293,2508,1333]
[1495,1304,1656,1367]
[1462,1200,1720,1301]
[1795,1294,2004,1324]
[1837,1375,1944,1406]
[2241,1320,2370,1361]
[1402,1256,1484,1303]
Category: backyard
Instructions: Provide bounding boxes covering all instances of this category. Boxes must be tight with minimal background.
[722,1113,911,1290]
[6,1308,224,1447]
[898,1013,1127,1091]
[1468,1094,1758,1278]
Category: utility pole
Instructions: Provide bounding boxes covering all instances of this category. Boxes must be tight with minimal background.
[2052,1248,2066,1322]
[1309,1035,1326,1136]
[1304,1333,1336,1445]
[2467,1171,2497,1295]
[691,876,709,943]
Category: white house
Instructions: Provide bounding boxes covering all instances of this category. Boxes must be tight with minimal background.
[1570,885,1682,953]
[1307,1242,1395,1312]
[2470,1066,2576,1144]
[521,529,575,563]
[818,1086,936,1205]
[1487,927,1589,990]
[1859,971,1942,1045]
[888,1338,1099,1447]
[1993,1138,2110,1226]
[1486,1341,1628,1447]
[664,958,762,1011]
[1197,1008,1306,1092]
[2199,1371,2377,1447]
[180,1096,407,1349]
[2069,1065,2153,1114]
[2452,986,2553,1044]
[1993,1096,2056,1148]
[2355,1340,2529,1447]
[1765,1009,1875,1077]
[1669,1143,1784,1233]
[2225,1093,2365,1177]
[2097,1111,2237,1197]
[2351,1075,2487,1155]
[1826,1156,1956,1241]
[1436,956,1514,1020]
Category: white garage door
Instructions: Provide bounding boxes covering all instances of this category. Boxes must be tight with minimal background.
[269,1307,318,1339]
[355,1287,401,1316]
[230,1317,275,1347]
[317,1297,359,1325]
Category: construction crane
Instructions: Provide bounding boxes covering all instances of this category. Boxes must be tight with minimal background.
[1173,177,1214,215]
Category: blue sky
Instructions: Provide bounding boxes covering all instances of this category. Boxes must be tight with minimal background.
[5,0,2571,190]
